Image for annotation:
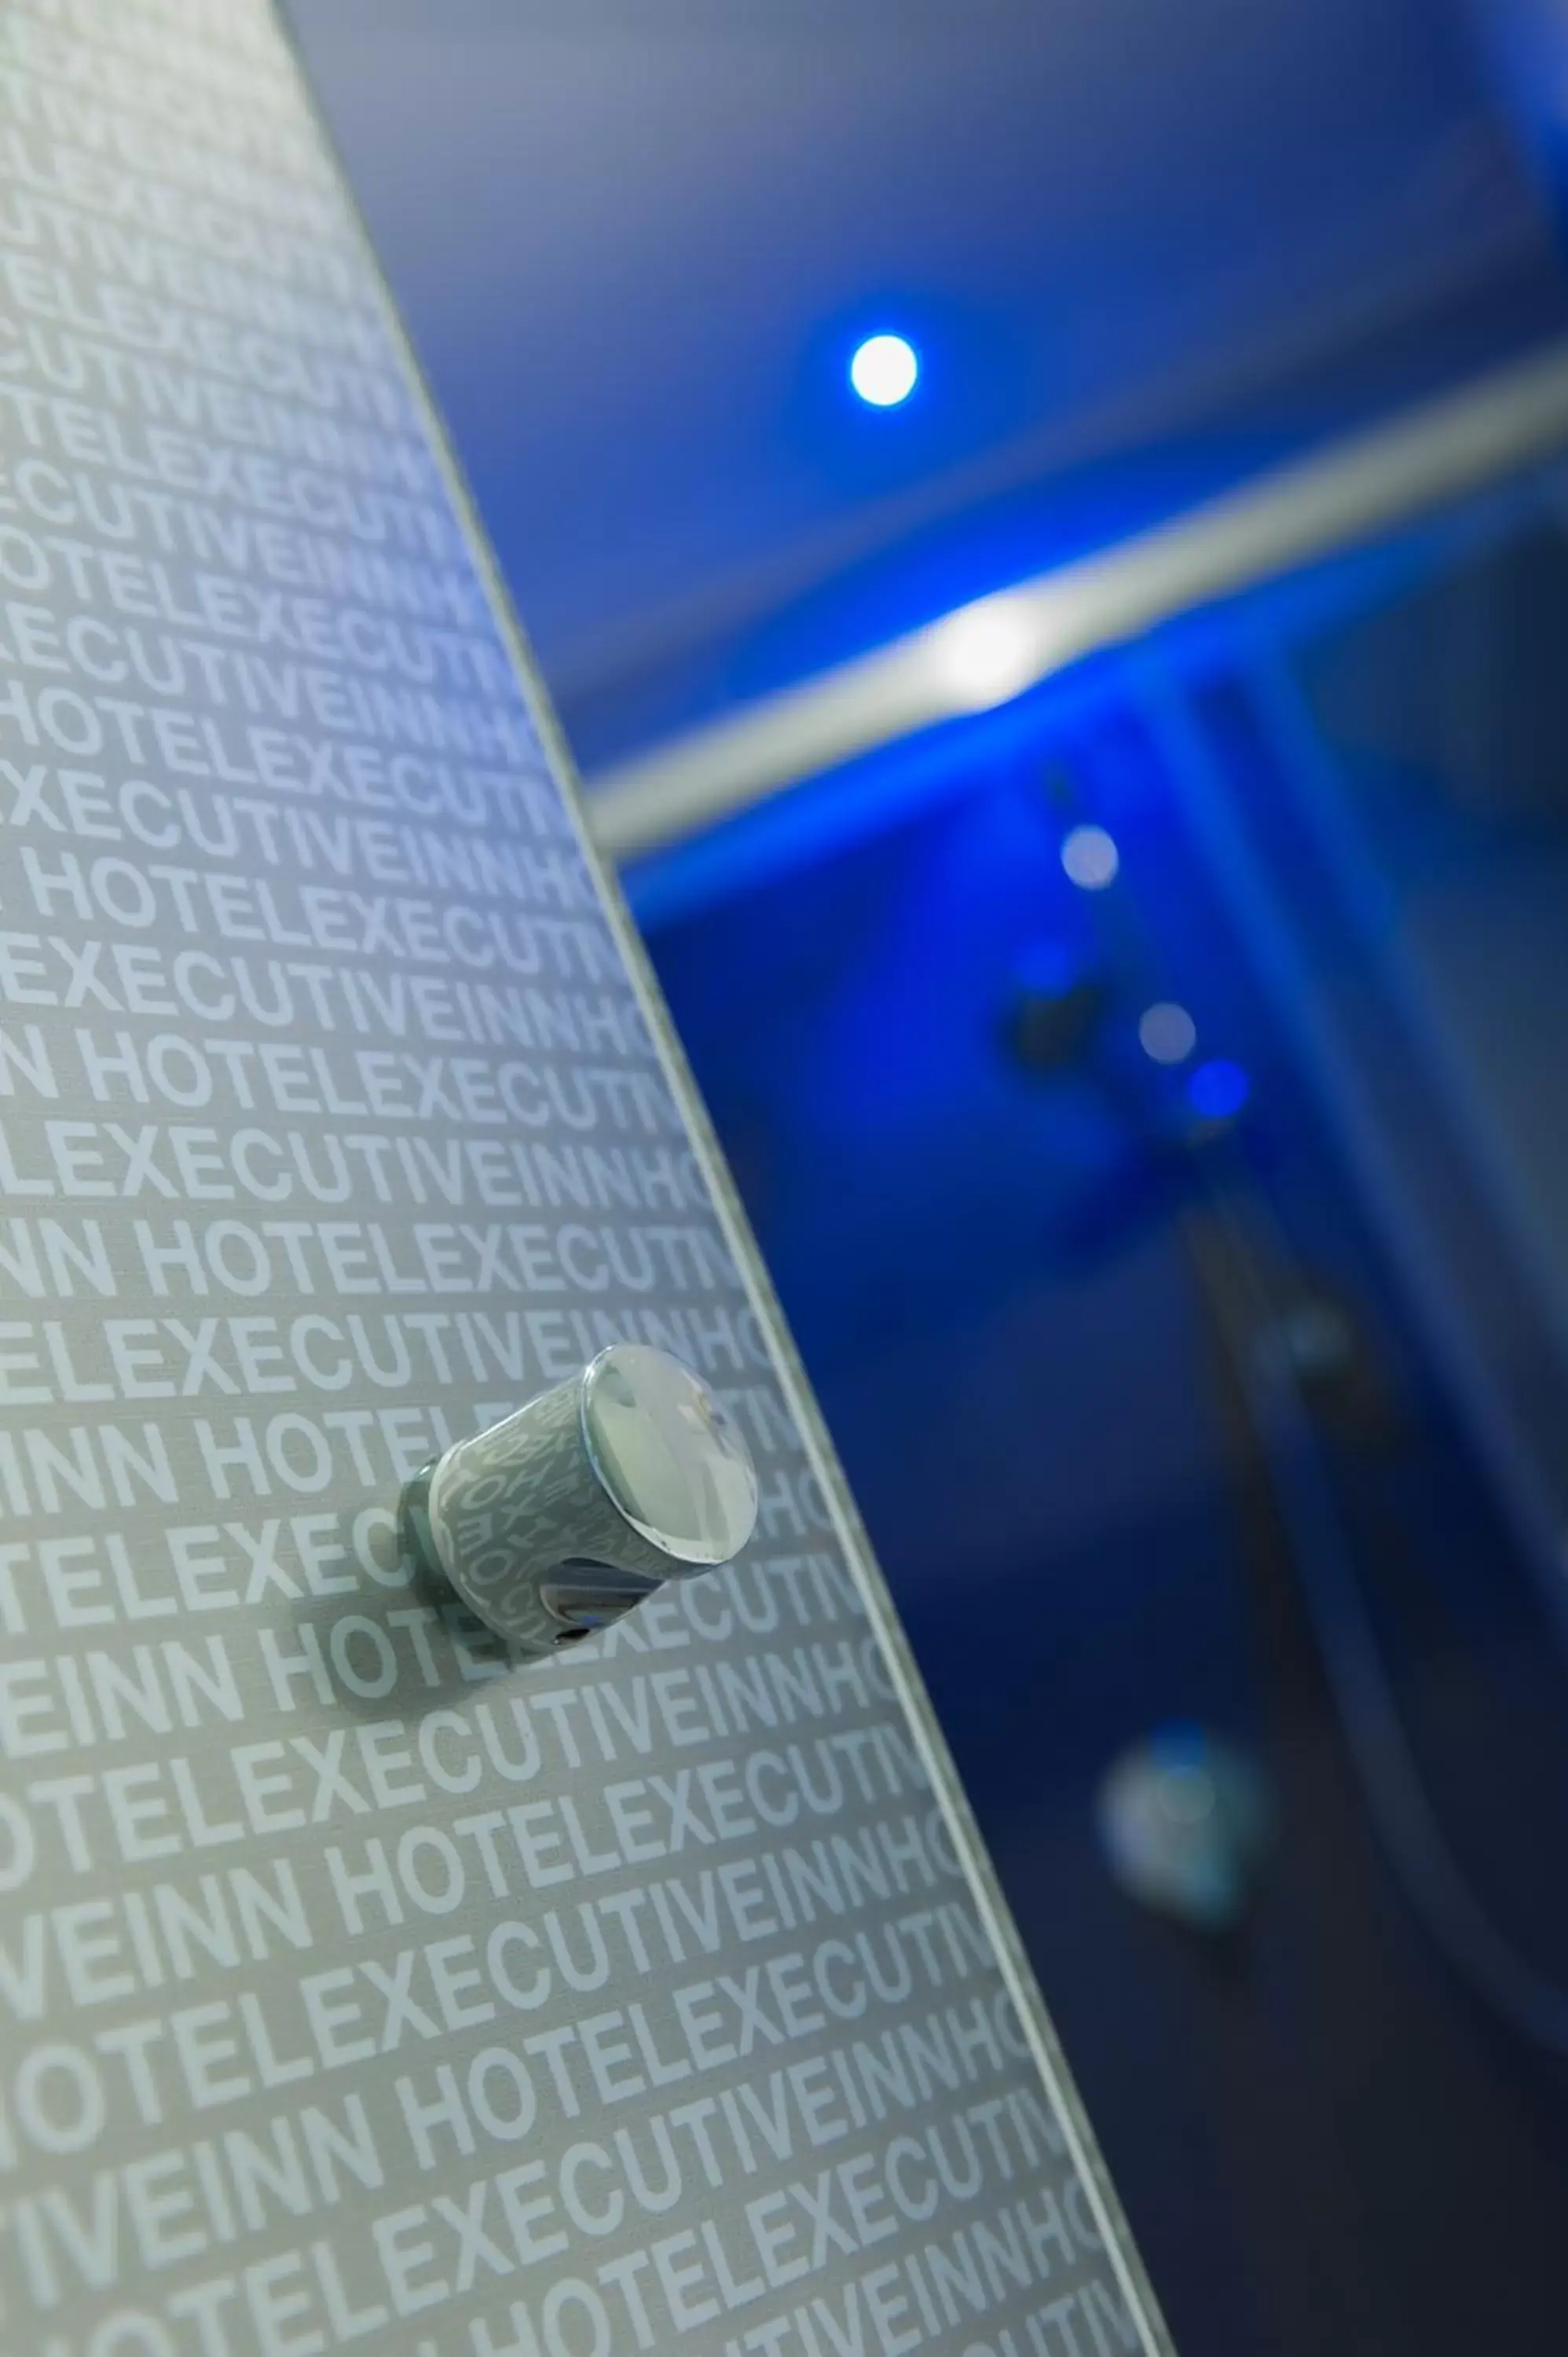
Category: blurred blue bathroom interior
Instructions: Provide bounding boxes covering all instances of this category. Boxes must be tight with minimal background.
[289,2,1568,2346]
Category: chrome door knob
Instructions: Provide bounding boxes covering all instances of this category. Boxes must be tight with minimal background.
[400,1343,759,1655]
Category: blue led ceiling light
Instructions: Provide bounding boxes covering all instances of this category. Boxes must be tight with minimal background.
[850,333,919,408]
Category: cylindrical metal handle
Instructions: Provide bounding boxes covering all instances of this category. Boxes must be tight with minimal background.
[400,1343,759,1656]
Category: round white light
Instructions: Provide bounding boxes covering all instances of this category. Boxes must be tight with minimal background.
[850,333,919,407]
[1061,824,1120,890]
[932,596,1040,711]
[1138,1001,1196,1065]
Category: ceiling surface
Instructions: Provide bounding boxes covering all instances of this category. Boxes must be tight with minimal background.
[285,0,1566,762]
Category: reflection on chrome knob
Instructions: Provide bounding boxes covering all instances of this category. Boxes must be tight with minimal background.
[399,1344,759,1657]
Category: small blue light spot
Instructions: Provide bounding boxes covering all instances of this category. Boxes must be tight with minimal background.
[1061,824,1119,890]
[850,334,919,408]
[1187,1059,1251,1121]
